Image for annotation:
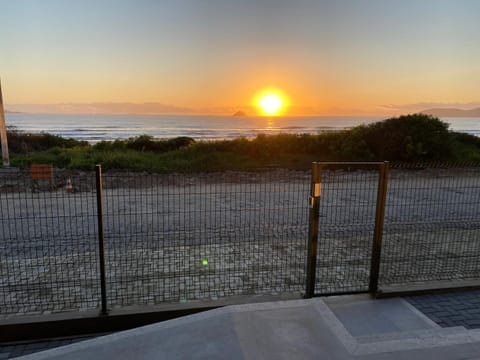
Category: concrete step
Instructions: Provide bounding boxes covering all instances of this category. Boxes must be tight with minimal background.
[325,295,440,337]
[356,325,468,344]
[317,295,480,356]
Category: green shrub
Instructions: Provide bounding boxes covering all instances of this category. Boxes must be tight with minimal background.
[125,135,195,152]
[357,114,452,160]
[93,139,127,151]
[7,127,87,154]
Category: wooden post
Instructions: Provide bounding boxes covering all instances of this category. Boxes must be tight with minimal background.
[305,162,322,298]
[0,79,10,167]
[369,161,390,294]
[96,165,108,315]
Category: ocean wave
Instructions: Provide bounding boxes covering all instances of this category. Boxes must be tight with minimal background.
[72,128,122,132]
[7,114,479,142]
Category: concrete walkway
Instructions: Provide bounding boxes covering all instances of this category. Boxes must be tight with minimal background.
[12,295,480,360]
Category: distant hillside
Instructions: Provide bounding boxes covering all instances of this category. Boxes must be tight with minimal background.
[421,107,480,117]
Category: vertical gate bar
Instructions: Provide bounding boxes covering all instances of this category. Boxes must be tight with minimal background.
[369,161,390,294]
[95,164,108,315]
[0,79,10,167]
[305,162,322,298]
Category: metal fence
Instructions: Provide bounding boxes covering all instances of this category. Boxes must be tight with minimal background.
[1,162,480,319]
[101,170,309,308]
[306,162,388,296]
[379,163,480,291]
[0,168,100,315]
[0,167,309,316]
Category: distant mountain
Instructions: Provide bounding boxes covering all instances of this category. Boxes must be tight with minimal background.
[420,107,480,117]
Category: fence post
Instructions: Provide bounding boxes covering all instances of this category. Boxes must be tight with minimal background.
[95,164,108,315]
[0,79,10,167]
[305,162,322,298]
[369,161,389,294]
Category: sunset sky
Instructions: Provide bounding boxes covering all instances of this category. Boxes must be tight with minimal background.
[1,0,480,115]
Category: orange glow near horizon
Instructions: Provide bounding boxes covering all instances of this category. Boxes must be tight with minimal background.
[3,2,480,117]
[253,88,289,116]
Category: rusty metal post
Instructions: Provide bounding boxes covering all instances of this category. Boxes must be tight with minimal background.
[96,165,108,315]
[369,161,389,294]
[305,162,322,298]
[0,79,10,167]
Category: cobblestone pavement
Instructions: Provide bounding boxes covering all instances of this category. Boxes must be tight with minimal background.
[406,290,480,329]
[0,336,94,359]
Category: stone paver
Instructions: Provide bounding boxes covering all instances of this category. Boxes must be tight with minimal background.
[0,337,93,359]
[406,290,480,329]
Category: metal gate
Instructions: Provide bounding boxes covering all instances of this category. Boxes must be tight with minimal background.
[305,162,389,297]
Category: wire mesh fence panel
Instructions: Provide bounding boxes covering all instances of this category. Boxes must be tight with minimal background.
[315,167,380,294]
[379,164,480,289]
[101,170,309,308]
[0,169,100,316]
[3,162,479,318]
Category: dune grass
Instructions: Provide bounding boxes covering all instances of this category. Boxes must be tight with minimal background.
[8,114,480,173]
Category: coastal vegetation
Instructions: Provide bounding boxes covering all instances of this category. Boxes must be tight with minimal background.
[7,114,480,172]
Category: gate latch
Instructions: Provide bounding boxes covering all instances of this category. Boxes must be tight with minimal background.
[309,183,321,208]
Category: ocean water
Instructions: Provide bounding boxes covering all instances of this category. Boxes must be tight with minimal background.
[5,113,480,143]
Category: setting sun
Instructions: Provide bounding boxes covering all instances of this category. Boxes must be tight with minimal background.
[259,95,282,116]
[254,89,288,116]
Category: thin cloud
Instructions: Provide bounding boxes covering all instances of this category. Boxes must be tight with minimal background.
[6,102,195,115]
[381,102,480,113]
